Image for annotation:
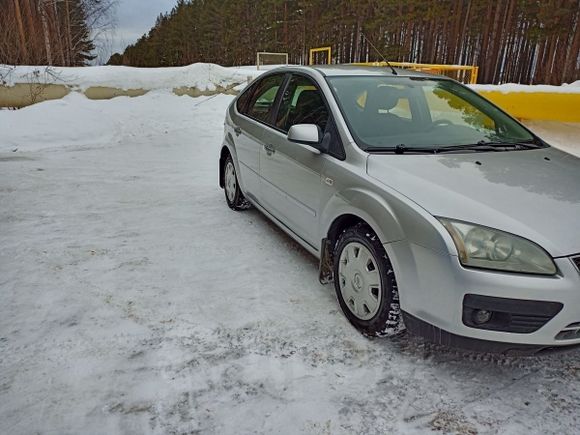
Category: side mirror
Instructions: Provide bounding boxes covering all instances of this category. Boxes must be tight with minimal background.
[287,124,322,147]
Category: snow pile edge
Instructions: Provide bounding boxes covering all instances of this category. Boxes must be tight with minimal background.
[0,63,263,92]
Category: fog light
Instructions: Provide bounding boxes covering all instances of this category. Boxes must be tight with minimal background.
[473,309,492,325]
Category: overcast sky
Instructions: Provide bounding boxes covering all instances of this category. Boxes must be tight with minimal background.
[109,0,178,55]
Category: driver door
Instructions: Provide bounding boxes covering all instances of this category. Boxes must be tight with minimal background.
[259,74,330,248]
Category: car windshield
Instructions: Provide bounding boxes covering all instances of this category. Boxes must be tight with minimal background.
[327,76,536,151]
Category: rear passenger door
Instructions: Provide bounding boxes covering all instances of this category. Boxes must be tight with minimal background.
[233,73,286,202]
[259,74,330,248]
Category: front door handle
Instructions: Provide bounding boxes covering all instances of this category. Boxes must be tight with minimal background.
[234,126,242,136]
[264,144,276,155]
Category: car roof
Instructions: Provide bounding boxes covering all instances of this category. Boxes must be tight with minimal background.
[271,64,438,79]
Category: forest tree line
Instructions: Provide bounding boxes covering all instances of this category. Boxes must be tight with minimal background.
[110,0,580,85]
[1,0,114,66]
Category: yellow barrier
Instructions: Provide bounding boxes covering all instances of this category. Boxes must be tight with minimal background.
[475,91,580,123]
[353,61,479,84]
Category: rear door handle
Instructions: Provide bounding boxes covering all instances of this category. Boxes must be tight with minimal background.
[234,126,242,136]
[264,144,275,155]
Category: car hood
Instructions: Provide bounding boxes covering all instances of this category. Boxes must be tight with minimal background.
[367,147,580,257]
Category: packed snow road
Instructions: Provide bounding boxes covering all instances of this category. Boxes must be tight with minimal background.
[1,92,580,435]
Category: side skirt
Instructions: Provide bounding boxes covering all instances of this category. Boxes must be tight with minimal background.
[247,196,320,259]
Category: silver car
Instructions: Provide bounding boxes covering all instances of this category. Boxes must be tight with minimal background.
[218,65,580,354]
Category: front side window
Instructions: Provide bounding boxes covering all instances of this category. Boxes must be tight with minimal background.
[276,75,329,133]
[245,74,285,123]
[328,76,535,151]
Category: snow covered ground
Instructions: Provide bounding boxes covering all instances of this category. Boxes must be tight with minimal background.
[1,91,580,435]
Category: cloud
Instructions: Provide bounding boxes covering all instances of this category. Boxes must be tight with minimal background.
[110,0,177,54]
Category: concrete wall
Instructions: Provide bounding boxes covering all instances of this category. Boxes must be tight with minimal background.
[0,84,239,108]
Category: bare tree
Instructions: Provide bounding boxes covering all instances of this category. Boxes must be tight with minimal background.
[12,0,29,59]
[0,0,116,66]
[38,0,53,65]
[83,0,117,60]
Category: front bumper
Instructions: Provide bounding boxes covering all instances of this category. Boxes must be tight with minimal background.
[402,311,580,355]
[386,240,580,352]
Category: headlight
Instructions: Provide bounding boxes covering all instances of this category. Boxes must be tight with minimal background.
[438,218,557,275]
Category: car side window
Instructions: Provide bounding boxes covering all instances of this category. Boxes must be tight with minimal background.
[236,82,256,114]
[245,74,285,123]
[275,75,329,133]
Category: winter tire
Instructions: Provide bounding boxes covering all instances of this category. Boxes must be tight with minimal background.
[333,223,403,337]
[223,155,250,211]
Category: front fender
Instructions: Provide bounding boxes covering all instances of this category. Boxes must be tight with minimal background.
[320,187,406,244]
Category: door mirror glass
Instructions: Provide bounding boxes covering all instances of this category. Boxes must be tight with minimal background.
[287,124,322,145]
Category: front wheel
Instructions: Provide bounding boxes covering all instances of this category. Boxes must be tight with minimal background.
[223,155,250,211]
[333,223,403,337]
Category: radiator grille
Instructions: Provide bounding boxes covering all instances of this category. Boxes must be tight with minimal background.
[509,314,554,333]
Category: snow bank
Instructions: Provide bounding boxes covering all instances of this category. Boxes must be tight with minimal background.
[0,63,264,92]
[470,81,580,94]
[3,62,578,95]
[0,92,117,152]
[0,90,228,153]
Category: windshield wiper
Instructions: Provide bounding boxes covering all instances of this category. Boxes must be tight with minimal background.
[366,143,498,154]
[434,143,503,153]
[366,139,545,155]
[475,139,545,149]
[366,144,440,154]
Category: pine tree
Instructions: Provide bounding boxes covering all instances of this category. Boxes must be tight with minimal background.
[0,0,108,66]
[105,0,580,85]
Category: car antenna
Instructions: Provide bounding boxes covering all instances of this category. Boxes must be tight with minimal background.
[361,32,398,75]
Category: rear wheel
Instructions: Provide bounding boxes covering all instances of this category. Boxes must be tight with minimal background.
[224,155,250,211]
[333,223,403,337]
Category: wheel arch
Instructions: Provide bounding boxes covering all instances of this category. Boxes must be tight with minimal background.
[219,133,237,189]
[321,188,406,250]
[327,214,368,248]
[317,188,406,284]
[218,145,230,188]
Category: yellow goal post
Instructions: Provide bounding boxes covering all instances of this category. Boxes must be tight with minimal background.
[352,61,479,84]
[309,46,332,65]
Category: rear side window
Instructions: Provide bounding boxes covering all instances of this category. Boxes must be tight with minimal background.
[236,83,256,113]
[245,74,285,123]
